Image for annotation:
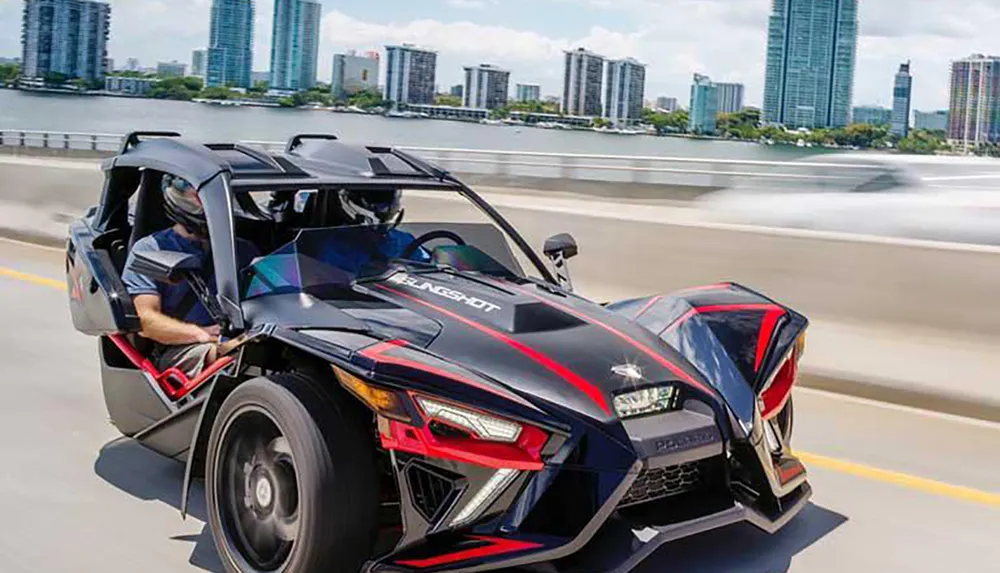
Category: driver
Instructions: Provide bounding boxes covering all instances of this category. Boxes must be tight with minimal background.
[313,188,431,274]
[122,174,259,378]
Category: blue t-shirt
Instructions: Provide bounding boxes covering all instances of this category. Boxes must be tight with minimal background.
[314,228,431,276]
[122,228,260,326]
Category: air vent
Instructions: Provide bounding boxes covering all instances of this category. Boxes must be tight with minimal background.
[618,461,703,507]
[405,462,462,523]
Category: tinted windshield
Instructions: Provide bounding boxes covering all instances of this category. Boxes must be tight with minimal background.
[243,222,525,300]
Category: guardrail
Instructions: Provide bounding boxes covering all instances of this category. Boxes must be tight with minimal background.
[2,129,887,189]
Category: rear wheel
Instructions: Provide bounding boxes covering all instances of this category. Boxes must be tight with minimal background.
[205,373,379,573]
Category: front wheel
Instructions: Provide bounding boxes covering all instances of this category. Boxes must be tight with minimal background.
[205,373,379,573]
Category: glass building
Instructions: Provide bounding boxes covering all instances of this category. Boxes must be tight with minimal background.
[270,0,321,91]
[688,73,719,135]
[21,0,111,83]
[384,44,437,106]
[891,61,913,137]
[516,83,541,103]
[852,106,892,126]
[463,64,510,110]
[562,47,604,117]
[914,110,948,132]
[206,0,254,88]
[191,49,207,79]
[604,58,646,126]
[763,0,858,128]
[946,54,1000,148]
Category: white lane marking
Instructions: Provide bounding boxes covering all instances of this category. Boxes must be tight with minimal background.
[795,386,1000,431]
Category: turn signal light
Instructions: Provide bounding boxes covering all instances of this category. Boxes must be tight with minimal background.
[333,366,410,421]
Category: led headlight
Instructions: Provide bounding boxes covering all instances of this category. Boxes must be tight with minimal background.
[613,386,677,419]
[415,397,522,443]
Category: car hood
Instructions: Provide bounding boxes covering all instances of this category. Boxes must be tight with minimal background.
[358,269,718,422]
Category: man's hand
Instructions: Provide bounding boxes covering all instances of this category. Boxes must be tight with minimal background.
[135,294,221,347]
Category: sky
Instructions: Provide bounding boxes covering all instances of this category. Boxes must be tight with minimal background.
[1,0,998,111]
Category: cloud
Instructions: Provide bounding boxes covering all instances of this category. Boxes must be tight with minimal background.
[445,0,495,9]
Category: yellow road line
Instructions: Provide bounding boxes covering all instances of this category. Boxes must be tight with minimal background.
[797,451,1000,509]
[0,266,66,290]
[1,262,999,511]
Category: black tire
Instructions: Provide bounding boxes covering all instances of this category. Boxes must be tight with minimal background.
[205,373,379,573]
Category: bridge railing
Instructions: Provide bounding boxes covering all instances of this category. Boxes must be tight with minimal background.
[2,129,883,189]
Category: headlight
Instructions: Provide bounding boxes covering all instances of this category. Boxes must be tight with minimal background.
[415,396,522,443]
[613,386,677,419]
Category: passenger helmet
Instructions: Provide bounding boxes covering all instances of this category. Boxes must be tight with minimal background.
[337,188,402,228]
[162,174,208,236]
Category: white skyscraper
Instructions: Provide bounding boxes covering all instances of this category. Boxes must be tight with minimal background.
[384,44,437,105]
[463,64,510,110]
[331,51,379,98]
[604,58,646,126]
[715,82,745,113]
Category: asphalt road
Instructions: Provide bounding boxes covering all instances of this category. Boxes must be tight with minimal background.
[0,238,998,573]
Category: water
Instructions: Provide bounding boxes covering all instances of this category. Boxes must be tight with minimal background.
[0,89,815,159]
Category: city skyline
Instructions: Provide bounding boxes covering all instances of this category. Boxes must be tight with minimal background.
[1,0,992,111]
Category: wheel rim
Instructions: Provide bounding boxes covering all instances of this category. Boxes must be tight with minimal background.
[218,408,300,571]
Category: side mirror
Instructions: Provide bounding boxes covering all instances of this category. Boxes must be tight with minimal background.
[128,249,201,283]
[543,233,578,291]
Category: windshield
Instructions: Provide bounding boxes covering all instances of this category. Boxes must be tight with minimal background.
[242,221,531,300]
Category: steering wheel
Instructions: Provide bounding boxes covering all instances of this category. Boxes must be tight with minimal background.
[400,230,466,259]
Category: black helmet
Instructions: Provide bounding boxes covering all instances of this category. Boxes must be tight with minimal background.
[162,174,208,236]
[337,188,402,227]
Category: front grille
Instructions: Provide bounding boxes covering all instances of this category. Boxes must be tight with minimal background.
[405,462,461,523]
[619,461,702,507]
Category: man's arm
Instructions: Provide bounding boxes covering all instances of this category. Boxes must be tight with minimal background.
[134,294,220,346]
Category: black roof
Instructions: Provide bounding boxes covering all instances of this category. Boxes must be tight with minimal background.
[102,131,463,193]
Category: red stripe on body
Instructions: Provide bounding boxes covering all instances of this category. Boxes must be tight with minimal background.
[373,284,611,415]
[360,341,533,408]
[754,309,785,372]
[396,536,544,568]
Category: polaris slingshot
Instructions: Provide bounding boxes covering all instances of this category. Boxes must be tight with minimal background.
[66,132,811,573]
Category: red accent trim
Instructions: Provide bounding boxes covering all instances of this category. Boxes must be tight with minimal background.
[396,536,544,568]
[633,295,662,318]
[374,284,611,415]
[516,287,717,398]
[754,309,785,372]
[777,459,806,484]
[379,417,546,471]
[760,351,799,420]
[108,334,235,400]
[360,341,533,408]
[664,303,785,332]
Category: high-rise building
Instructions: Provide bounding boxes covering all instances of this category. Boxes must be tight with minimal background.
[20,0,111,83]
[655,96,678,111]
[156,61,187,78]
[384,44,437,105]
[562,47,604,117]
[891,61,913,137]
[207,0,254,88]
[516,83,541,102]
[604,58,646,126]
[852,106,892,125]
[688,73,719,135]
[191,49,207,78]
[914,110,948,132]
[763,0,858,128]
[715,82,745,113]
[449,84,464,98]
[947,54,1000,148]
[270,0,321,91]
[331,51,379,98]
[463,64,510,110]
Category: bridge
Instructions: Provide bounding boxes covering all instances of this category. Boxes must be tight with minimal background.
[0,131,997,573]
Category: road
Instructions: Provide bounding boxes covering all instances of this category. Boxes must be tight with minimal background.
[0,238,997,573]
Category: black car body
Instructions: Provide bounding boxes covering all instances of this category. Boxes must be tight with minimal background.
[65,132,810,573]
